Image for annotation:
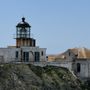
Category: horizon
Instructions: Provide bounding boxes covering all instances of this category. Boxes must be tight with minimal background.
[0,0,90,54]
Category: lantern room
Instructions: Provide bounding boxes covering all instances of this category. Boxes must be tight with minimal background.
[16,17,36,47]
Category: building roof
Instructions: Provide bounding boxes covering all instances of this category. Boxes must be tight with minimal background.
[16,17,31,27]
[69,47,90,59]
[48,47,90,61]
[57,47,90,59]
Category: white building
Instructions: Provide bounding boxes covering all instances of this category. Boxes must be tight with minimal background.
[48,48,90,80]
[0,17,46,63]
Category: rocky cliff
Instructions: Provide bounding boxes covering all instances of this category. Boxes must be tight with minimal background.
[0,64,87,90]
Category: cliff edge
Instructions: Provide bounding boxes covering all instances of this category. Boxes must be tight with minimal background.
[0,64,86,90]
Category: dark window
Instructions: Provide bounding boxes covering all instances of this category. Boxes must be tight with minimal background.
[16,51,18,58]
[69,52,70,56]
[23,52,25,61]
[77,63,81,72]
[41,51,43,56]
[35,52,40,62]
[32,40,35,47]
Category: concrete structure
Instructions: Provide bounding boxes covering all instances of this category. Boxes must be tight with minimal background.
[48,48,90,80]
[0,17,46,63]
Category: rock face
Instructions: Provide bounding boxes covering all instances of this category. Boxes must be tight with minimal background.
[0,64,85,90]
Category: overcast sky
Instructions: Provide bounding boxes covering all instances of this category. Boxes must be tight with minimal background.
[0,0,90,54]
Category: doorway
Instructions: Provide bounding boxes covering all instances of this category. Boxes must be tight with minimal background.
[23,52,29,62]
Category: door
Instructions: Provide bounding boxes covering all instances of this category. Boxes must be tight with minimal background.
[35,52,40,62]
[23,52,29,62]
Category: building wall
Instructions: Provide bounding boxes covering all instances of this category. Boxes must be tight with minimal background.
[0,46,46,63]
[47,50,90,79]
[75,60,90,79]
[48,60,72,70]
[0,48,17,62]
[20,47,46,62]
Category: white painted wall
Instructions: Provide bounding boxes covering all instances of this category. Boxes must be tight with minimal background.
[76,60,90,78]
[0,46,47,63]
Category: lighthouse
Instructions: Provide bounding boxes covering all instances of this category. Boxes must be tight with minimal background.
[0,17,46,63]
[16,17,36,47]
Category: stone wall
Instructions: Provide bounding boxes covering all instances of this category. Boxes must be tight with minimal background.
[75,60,90,79]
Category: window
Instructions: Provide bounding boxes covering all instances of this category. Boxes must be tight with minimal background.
[41,51,43,56]
[69,51,70,56]
[77,63,81,72]
[15,51,18,58]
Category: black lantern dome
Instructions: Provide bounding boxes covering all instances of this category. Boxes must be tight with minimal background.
[16,17,31,27]
[16,17,31,39]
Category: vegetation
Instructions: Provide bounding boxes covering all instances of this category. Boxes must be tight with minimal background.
[0,64,88,90]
